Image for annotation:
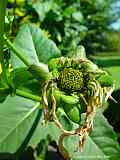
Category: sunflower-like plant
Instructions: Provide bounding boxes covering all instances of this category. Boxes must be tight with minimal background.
[38,46,114,159]
[0,1,119,159]
[3,33,116,159]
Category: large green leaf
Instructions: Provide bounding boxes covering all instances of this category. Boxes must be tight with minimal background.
[11,23,61,68]
[64,111,120,160]
[0,96,41,153]
[30,110,120,160]
[12,68,34,87]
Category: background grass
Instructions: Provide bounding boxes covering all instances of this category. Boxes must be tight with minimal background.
[104,66,120,89]
[91,52,120,89]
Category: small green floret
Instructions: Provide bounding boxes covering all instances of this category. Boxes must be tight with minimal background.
[57,68,83,92]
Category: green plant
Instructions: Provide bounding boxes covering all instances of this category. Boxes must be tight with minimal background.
[0,1,120,160]
[6,0,119,55]
[31,0,118,54]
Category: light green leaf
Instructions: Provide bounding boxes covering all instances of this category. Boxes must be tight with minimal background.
[72,11,84,22]
[33,1,53,21]
[0,96,41,153]
[30,110,120,160]
[29,121,60,147]
[11,23,61,68]
[64,111,120,160]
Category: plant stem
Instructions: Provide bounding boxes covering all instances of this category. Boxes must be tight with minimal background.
[0,0,9,85]
[0,0,7,62]
[4,36,51,81]
[4,35,30,67]
[16,89,42,102]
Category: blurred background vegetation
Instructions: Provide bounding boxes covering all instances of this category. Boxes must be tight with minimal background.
[6,0,120,55]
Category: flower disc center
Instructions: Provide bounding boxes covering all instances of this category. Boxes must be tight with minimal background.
[57,68,83,92]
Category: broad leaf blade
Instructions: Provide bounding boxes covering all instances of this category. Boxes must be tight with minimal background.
[11,23,61,68]
[12,67,34,87]
[0,96,41,153]
[30,110,120,160]
[64,111,120,160]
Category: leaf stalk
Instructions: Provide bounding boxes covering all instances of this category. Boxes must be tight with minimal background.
[16,89,42,102]
[4,35,30,67]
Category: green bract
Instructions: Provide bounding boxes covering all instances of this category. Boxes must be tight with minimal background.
[63,103,81,123]
[60,94,81,123]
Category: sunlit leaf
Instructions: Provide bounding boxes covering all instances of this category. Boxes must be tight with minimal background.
[65,111,120,160]
[11,23,61,68]
[0,96,41,152]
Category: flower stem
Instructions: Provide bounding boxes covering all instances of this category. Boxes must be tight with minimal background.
[4,35,30,67]
[4,36,51,81]
[16,89,42,102]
